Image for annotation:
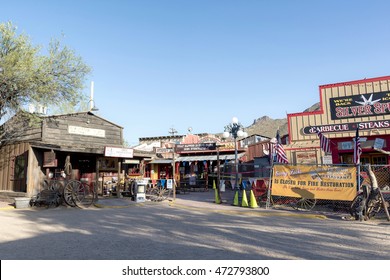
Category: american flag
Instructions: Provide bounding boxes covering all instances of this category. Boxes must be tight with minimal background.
[353,127,362,165]
[274,130,289,164]
[316,128,331,153]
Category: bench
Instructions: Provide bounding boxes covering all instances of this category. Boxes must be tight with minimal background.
[31,189,60,207]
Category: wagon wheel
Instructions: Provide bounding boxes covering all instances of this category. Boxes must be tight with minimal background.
[366,197,382,219]
[159,188,171,201]
[292,197,316,211]
[63,180,80,207]
[350,193,364,220]
[146,186,159,201]
[74,182,95,209]
[68,180,90,209]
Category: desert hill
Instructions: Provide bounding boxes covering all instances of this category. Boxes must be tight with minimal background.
[244,102,320,138]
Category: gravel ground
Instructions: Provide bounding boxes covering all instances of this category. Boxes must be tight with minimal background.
[0,191,389,260]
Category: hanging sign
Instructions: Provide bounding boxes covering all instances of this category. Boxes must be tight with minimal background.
[272,165,357,201]
[175,143,216,153]
[373,138,385,149]
[104,147,133,158]
[43,151,57,167]
[167,179,173,189]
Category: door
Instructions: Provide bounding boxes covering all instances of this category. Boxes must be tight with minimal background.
[12,153,27,192]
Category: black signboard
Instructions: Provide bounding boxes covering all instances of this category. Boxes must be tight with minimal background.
[175,143,217,153]
[302,120,390,135]
[329,91,390,120]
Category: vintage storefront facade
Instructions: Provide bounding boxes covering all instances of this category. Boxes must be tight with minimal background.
[137,133,246,188]
[0,111,140,198]
[286,75,390,165]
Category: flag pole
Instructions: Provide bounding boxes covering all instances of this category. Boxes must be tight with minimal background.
[266,140,274,209]
[354,127,361,192]
[357,162,361,192]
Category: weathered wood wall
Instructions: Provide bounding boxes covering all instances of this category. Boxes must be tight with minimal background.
[41,112,123,152]
[0,142,30,192]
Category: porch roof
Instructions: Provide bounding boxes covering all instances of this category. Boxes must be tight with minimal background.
[175,153,245,162]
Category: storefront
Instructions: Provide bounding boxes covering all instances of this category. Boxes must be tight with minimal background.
[0,111,140,198]
[286,75,390,165]
[142,134,245,188]
[174,139,246,189]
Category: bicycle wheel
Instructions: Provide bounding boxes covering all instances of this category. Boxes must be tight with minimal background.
[293,198,316,211]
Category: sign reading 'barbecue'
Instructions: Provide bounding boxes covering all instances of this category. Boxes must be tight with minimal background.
[329,91,390,120]
[302,120,390,134]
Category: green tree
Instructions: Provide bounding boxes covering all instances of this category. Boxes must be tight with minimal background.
[0,21,91,119]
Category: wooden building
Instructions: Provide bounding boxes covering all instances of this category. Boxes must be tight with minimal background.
[286,75,390,165]
[0,111,138,199]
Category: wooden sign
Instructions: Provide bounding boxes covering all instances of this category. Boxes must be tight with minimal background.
[43,151,57,167]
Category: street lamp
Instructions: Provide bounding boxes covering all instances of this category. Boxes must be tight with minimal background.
[223,117,248,190]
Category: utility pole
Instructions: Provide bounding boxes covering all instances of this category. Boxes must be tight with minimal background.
[168,127,178,200]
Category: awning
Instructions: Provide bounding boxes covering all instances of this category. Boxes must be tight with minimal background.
[149,159,173,164]
[175,153,245,162]
[30,143,104,154]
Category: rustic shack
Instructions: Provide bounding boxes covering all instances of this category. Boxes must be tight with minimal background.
[0,111,127,199]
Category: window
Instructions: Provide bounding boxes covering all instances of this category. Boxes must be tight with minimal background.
[372,155,387,165]
[339,154,388,165]
[360,156,370,165]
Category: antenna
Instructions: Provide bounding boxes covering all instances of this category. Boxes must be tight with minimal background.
[168,127,178,136]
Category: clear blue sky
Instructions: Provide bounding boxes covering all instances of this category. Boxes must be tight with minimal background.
[3,0,390,145]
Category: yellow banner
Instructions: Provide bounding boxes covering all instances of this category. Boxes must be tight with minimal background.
[272,165,357,201]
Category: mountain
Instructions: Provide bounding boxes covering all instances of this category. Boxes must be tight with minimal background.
[244,102,320,138]
[245,116,288,138]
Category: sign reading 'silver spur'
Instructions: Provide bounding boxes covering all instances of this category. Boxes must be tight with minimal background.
[329,91,390,120]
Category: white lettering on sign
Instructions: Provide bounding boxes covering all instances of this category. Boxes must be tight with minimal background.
[156,148,173,153]
[105,146,134,158]
[68,125,105,138]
